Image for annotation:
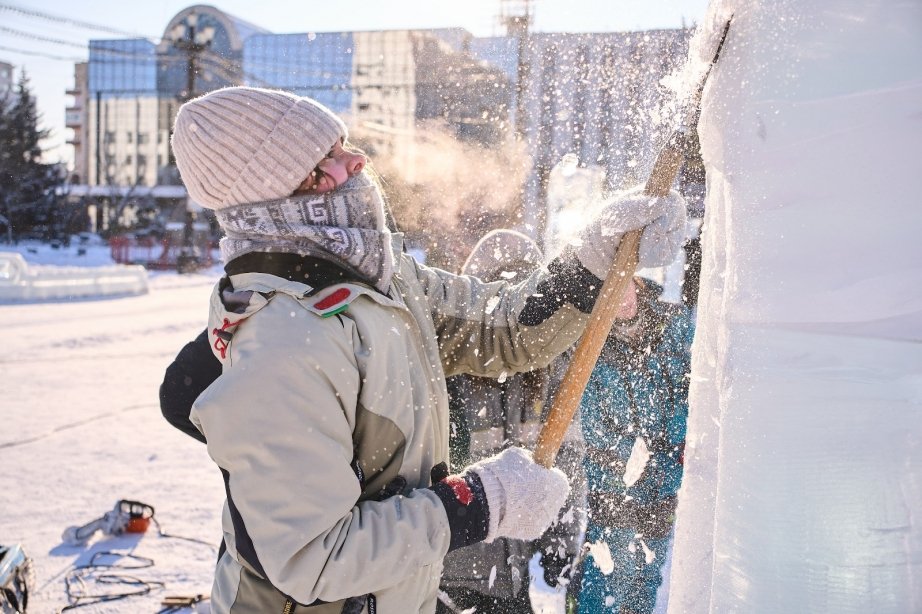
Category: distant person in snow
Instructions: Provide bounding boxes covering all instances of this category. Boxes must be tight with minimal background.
[161,85,687,614]
[576,275,695,614]
[439,229,586,614]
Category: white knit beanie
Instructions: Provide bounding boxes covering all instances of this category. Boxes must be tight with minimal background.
[171,86,348,209]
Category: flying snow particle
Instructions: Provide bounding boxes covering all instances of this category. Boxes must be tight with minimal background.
[640,538,655,564]
[587,540,615,575]
[559,506,575,524]
[623,438,650,488]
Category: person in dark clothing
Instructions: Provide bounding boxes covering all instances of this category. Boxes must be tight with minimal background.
[577,276,695,614]
[438,230,586,614]
[160,330,215,444]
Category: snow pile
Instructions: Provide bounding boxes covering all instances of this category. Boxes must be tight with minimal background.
[670,0,922,612]
[0,249,148,303]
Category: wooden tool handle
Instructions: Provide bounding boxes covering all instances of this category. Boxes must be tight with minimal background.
[533,136,687,468]
[533,228,641,467]
[532,18,731,469]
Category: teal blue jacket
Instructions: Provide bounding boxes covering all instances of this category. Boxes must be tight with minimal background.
[581,279,694,509]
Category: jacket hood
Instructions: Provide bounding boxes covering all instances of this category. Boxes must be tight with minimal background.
[461,229,543,282]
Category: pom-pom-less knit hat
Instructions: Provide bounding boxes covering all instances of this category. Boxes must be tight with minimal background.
[171,86,347,209]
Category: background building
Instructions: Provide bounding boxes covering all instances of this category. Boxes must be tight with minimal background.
[64,4,691,255]
[472,28,691,236]
[71,7,509,190]
[65,63,88,184]
[0,61,13,97]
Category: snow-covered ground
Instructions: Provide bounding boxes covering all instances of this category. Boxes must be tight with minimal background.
[1,241,226,613]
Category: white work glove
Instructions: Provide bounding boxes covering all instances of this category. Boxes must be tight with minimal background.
[468,447,569,543]
[573,185,687,279]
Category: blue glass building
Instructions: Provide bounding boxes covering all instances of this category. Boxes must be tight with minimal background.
[70,4,690,257]
[78,6,509,192]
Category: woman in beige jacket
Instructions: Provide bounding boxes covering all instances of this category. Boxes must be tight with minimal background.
[166,86,687,614]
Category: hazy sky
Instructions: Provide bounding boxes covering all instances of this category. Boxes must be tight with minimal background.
[0,0,710,166]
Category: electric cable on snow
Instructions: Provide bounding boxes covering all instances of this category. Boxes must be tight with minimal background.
[56,500,215,612]
[60,551,162,612]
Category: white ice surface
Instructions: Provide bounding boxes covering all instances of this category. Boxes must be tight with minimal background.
[670,1,922,612]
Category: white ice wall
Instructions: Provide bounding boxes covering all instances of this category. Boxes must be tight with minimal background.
[0,252,148,302]
[670,1,922,612]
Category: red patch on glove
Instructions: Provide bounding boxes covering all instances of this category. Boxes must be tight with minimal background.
[442,475,473,506]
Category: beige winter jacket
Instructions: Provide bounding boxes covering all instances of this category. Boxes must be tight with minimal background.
[191,247,590,614]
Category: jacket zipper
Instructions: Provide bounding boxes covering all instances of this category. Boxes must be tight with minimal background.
[282,597,295,613]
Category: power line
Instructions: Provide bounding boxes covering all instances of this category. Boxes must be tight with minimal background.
[0,42,82,62]
[0,40,201,66]
[0,2,158,41]
[0,24,89,49]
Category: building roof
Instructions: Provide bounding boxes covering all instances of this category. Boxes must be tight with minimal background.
[156,5,270,53]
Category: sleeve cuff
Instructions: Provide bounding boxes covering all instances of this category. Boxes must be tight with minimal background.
[429,472,490,552]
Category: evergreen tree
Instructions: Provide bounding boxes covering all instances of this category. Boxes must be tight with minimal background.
[0,71,60,240]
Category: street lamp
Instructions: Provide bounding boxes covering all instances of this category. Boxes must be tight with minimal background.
[168,13,215,273]
[170,15,216,102]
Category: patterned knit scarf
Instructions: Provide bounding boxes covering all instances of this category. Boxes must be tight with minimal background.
[214,171,396,293]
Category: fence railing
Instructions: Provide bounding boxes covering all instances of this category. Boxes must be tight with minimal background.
[109,234,215,270]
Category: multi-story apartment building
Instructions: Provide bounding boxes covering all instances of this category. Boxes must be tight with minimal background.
[65,63,89,184]
[472,29,692,233]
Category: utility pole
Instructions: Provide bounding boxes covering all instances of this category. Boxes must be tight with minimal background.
[499,0,540,239]
[168,13,215,273]
[499,0,533,140]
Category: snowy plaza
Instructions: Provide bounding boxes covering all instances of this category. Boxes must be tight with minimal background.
[2,0,921,612]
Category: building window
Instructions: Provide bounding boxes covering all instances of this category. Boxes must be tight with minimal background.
[125,154,133,164]
[138,133,149,145]
[127,132,133,143]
